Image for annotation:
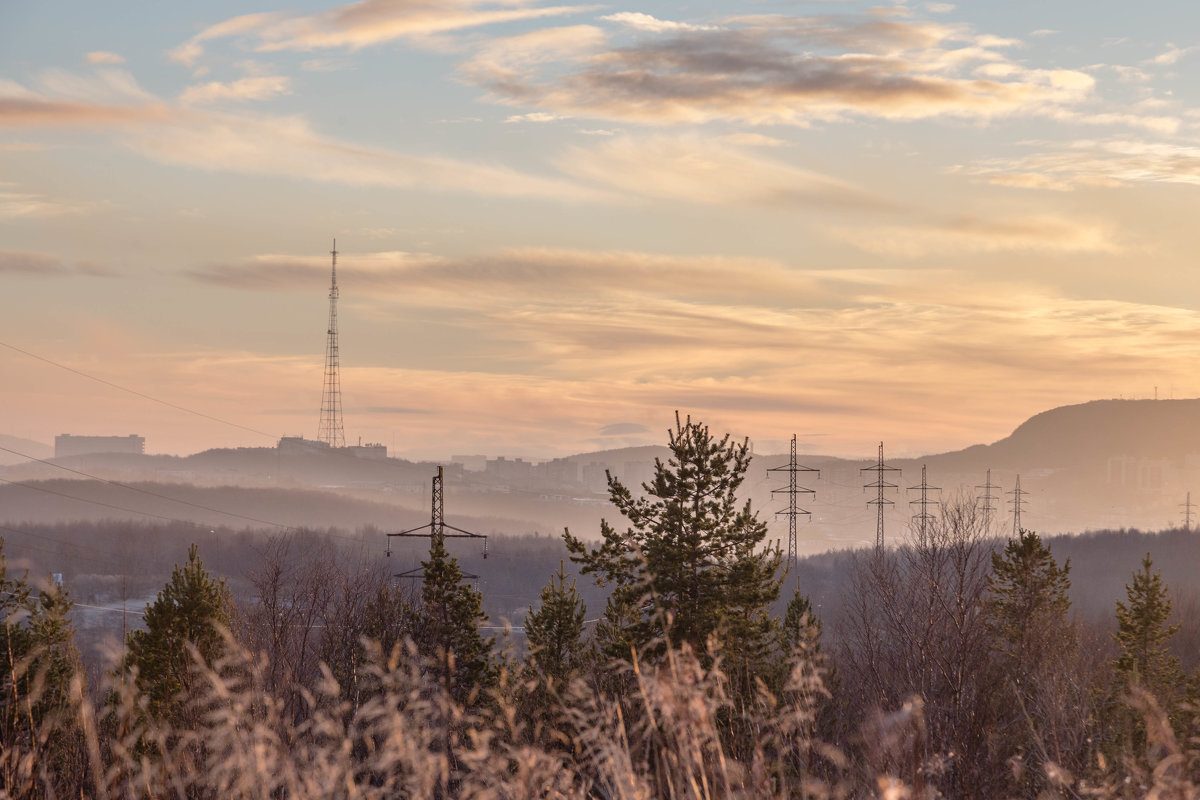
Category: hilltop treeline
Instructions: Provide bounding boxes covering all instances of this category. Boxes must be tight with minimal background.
[4,416,1200,797]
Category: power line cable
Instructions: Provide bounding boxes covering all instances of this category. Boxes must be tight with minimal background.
[0,445,291,530]
[0,477,200,525]
[0,339,276,440]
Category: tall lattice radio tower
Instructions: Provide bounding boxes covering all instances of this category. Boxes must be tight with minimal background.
[317,239,346,448]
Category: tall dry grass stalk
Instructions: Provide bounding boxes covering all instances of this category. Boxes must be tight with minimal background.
[2,628,1198,799]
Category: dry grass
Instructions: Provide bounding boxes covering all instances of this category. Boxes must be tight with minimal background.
[2,630,1198,800]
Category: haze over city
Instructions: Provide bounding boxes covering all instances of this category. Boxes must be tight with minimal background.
[4,1,1200,460]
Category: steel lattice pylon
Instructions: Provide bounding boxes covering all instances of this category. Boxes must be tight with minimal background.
[768,433,819,567]
[862,442,901,551]
[387,466,488,582]
[907,464,940,546]
[317,239,346,448]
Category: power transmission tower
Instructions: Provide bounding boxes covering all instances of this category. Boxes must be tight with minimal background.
[1007,475,1029,536]
[387,466,488,581]
[908,464,940,545]
[317,239,346,448]
[862,442,901,550]
[975,469,1001,530]
[768,433,819,567]
[1182,491,1195,531]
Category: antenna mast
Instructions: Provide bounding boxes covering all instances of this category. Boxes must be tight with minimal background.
[862,442,901,551]
[318,239,346,447]
[768,434,819,567]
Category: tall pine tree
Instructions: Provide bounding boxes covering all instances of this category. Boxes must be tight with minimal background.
[564,412,781,670]
[984,529,1078,797]
[416,534,494,706]
[1114,553,1183,700]
[986,529,1072,669]
[124,544,233,728]
[524,561,587,684]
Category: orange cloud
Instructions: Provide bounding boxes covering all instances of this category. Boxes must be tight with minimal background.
[180,76,293,104]
[171,0,593,67]
[832,215,1125,257]
[553,134,887,209]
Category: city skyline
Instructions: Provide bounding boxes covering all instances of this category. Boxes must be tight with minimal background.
[3,1,1200,460]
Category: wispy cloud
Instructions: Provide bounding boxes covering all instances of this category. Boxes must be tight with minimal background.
[719,131,786,147]
[85,51,126,65]
[504,111,564,123]
[960,138,1200,190]
[171,0,593,68]
[461,14,1094,126]
[554,134,886,209]
[0,250,117,276]
[1145,45,1195,66]
[0,73,166,128]
[188,247,834,305]
[180,76,292,105]
[0,75,600,202]
[126,110,602,200]
[0,187,87,218]
[833,215,1124,257]
[599,12,718,33]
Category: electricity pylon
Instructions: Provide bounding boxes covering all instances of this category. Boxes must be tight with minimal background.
[768,433,819,567]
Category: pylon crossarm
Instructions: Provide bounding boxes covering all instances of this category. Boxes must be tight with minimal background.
[387,523,433,537]
[442,523,489,539]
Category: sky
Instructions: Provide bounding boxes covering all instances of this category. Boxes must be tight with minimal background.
[3,0,1200,461]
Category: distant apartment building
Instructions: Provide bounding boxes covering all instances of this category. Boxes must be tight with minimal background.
[277,436,331,456]
[486,456,533,484]
[582,461,610,493]
[1106,455,1170,491]
[277,436,387,459]
[55,434,145,458]
[536,457,579,485]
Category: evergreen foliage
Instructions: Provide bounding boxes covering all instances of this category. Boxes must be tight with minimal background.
[524,561,587,683]
[416,533,494,705]
[563,412,782,664]
[986,528,1073,666]
[1114,553,1183,699]
[781,587,822,655]
[984,529,1081,798]
[124,543,233,726]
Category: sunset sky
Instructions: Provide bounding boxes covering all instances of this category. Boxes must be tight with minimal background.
[3,0,1200,460]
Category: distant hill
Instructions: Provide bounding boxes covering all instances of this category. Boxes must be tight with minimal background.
[932,399,1200,468]
[0,434,52,466]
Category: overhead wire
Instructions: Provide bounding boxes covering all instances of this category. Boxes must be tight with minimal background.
[0,340,276,440]
[0,444,292,530]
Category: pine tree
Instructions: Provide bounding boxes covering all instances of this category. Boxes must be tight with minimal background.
[984,529,1078,797]
[564,412,782,669]
[416,534,493,705]
[781,589,822,655]
[524,561,586,683]
[1114,553,1183,700]
[124,544,233,727]
[986,529,1072,668]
